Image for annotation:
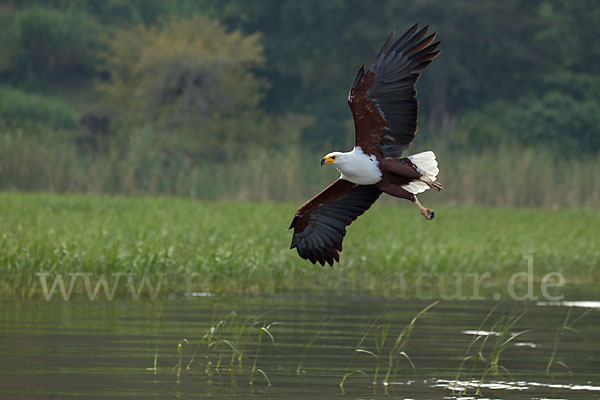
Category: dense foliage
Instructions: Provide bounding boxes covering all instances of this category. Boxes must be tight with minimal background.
[0,0,598,203]
[2,6,102,82]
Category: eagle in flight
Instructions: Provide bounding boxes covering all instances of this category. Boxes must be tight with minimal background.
[289,24,442,266]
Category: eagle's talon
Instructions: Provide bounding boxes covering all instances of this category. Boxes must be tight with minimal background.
[420,207,435,220]
[422,178,443,191]
[431,181,443,191]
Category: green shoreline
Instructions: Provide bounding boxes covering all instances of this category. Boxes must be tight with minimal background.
[1,192,598,298]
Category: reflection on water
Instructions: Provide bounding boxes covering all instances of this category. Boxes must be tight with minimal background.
[433,378,600,394]
[537,300,600,308]
[0,295,598,399]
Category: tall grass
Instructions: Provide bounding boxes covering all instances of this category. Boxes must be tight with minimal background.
[296,318,332,376]
[452,306,531,396]
[249,322,277,386]
[435,145,600,207]
[473,314,528,396]
[453,303,501,393]
[0,129,332,201]
[339,302,437,390]
[1,127,600,206]
[171,310,278,387]
[382,301,438,385]
[545,307,593,375]
[184,311,253,375]
[1,192,599,297]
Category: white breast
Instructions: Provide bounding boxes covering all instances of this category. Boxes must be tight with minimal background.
[335,146,382,185]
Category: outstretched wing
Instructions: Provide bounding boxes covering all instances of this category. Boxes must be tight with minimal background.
[349,24,440,158]
[289,179,381,266]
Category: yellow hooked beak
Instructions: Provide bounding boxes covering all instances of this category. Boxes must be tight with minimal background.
[320,156,336,166]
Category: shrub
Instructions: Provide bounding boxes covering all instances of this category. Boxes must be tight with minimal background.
[504,92,600,154]
[4,6,102,82]
[451,106,508,150]
[97,14,266,127]
[96,14,273,163]
[0,86,79,130]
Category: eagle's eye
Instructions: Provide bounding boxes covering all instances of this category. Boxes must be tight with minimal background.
[331,156,336,160]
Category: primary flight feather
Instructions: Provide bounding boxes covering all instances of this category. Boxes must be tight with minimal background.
[289,24,442,266]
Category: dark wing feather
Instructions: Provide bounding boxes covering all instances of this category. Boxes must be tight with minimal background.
[348,24,440,158]
[289,179,381,266]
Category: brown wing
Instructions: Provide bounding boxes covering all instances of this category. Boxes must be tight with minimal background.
[349,24,440,158]
[289,179,381,266]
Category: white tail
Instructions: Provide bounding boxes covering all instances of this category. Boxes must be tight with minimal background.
[402,151,439,194]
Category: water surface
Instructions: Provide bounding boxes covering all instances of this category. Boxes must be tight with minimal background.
[1,295,598,399]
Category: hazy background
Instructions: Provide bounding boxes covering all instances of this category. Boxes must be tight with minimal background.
[0,0,598,206]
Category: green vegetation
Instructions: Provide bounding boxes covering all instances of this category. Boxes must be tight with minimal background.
[297,318,331,376]
[339,301,438,390]
[4,6,101,82]
[452,305,594,396]
[2,130,599,205]
[158,302,594,392]
[471,314,527,396]
[0,86,79,129]
[545,307,593,375]
[1,192,598,298]
[170,310,278,386]
[451,306,528,396]
[169,303,435,389]
[0,1,598,206]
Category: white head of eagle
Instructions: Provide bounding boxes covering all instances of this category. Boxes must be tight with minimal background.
[321,147,382,185]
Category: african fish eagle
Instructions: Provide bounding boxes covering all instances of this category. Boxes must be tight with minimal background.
[289,24,443,266]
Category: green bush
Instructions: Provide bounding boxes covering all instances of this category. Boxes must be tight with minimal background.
[98,15,266,124]
[4,6,102,82]
[96,14,274,163]
[504,92,600,154]
[451,105,509,150]
[0,86,79,129]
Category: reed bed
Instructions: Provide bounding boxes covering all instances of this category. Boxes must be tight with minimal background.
[1,130,599,207]
[1,192,599,298]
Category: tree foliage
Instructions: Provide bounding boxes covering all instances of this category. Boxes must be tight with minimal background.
[190,0,600,149]
[98,15,266,128]
[2,5,102,82]
[0,0,599,156]
[93,14,300,163]
[505,92,600,154]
